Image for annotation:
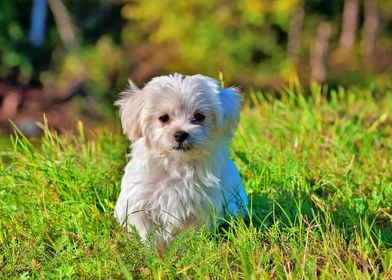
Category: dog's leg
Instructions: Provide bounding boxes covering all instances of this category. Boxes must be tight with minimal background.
[125,212,152,242]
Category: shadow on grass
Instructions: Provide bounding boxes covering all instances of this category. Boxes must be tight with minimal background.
[217,189,391,249]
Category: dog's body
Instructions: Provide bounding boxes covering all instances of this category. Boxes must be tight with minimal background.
[114,74,248,246]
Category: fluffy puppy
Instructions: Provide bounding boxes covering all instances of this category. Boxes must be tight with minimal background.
[114,73,248,248]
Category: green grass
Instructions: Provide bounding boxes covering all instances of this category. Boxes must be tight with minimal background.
[1,86,391,278]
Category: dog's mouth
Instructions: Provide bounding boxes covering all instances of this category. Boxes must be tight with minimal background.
[172,143,192,152]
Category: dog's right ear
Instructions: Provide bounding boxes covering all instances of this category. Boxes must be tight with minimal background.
[115,80,145,142]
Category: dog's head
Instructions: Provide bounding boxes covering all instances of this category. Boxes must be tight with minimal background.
[116,74,240,159]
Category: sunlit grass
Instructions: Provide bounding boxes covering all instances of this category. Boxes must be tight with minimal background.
[0,87,391,278]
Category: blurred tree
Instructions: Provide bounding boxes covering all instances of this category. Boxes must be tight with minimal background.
[121,0,298,87]
[338,0,359,52]
[47,0,79,51]
[0,0,55,84]
[1,0,391,101]
[362,0,379,67]
[310,21,331,83]
[287,6,304,63]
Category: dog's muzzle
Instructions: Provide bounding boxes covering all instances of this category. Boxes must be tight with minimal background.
[174,131,189,143]
[173,131,192,151]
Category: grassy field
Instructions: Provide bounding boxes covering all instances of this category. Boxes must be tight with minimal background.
[0,86,391,278]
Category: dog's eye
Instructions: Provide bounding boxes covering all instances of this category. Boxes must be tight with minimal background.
[159,114,169,123]
[193,113,205,122]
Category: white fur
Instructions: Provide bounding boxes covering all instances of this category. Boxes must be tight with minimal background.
[114,73,248,247]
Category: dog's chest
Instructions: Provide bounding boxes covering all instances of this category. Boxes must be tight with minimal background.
[145,169,222,227]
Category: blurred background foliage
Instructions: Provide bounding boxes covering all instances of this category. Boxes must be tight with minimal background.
[0,0,391,133]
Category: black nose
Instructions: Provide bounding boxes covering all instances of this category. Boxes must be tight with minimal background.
[174,131,189,143]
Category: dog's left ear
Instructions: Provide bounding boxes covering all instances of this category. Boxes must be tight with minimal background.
[115,80,145,142]
[218,86,241,138]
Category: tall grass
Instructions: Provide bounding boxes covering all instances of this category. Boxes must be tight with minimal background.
[0,87,391,278]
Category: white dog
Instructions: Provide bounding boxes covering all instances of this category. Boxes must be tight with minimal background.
[114,73,248,248]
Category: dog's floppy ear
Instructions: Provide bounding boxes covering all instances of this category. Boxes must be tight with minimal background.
[195,74,241,138]
[218,86,241,138]
[115,80,145,142]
